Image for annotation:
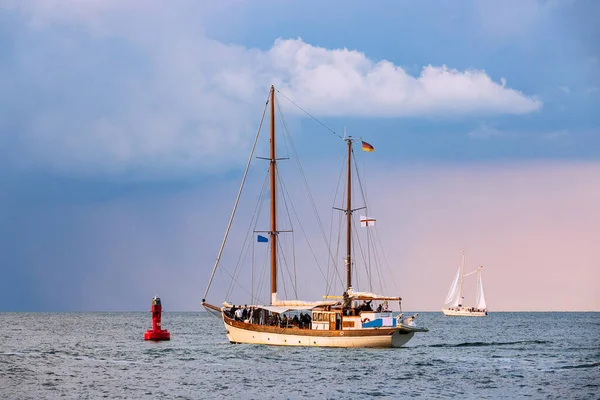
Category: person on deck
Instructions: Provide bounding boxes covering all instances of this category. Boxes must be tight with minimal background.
[235,307,243,321]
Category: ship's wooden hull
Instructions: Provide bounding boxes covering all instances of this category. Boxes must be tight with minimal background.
[442,308,487,317]
[222,314,416,348]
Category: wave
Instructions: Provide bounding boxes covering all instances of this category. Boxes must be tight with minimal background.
[427,340,551,348]
[558,362,600,370]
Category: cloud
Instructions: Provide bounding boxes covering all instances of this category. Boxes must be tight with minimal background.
[0,1,542,177]
[265,39,541,117]
[468,124,505,139]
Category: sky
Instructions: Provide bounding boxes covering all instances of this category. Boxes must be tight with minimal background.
[0,0,598,311]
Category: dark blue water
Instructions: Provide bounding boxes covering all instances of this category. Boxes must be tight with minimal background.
[1,312,598,399]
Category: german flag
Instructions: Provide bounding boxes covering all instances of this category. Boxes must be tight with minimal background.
[361,140,374,152]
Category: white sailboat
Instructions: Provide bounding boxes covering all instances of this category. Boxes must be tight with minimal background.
[202,85,427,347]
[442,252,488,316]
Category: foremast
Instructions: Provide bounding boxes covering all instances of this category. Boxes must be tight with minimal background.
[269,85,278,305]
[458,251,465,307]
[345,138,353,292]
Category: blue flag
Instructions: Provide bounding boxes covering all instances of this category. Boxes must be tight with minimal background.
[257,235,268,243]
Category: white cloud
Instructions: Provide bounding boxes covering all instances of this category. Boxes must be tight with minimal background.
[262,39,542,117]
[1,1,542,176]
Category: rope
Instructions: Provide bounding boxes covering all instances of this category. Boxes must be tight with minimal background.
[352,149,396,295]
[203,92,270,302]
[276,97,340,286]
[275,89,344,140]
[226,170,270,300]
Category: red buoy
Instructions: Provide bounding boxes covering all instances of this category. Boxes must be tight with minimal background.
[144,296,171,341]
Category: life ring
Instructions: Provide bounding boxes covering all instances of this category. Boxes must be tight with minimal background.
[361,318,370,324]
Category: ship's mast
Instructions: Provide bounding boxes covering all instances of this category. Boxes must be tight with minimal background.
[345,138,353,291]
[458,251,465,307]
[269,85,277,304]
[476,265,482,306]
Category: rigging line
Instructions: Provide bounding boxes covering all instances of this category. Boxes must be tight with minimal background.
[276,170,299,298]
[352,150,394,293]
[279,241,289,300]
[227,222,257,301]
[356,150,373,290]
[226,169,270,299]
[277,232,297,300]
[329,207,345,295]
[371,233,386,295]
[254,240,270,305]
[277,168,329,284]
[276,98,339,270]
[203,90,271,301]
[252,224,254,302]
[276,100,341,291]
[325,154,347,295]
[275,88,344,140]
[353,150,368,212]
[351,225,361,292]
[374,226,397,291]
[352,217,372,291]
[219,263,260,303]
[253,174,272,301]
[292,230,297,300]
[351,151,373,290]
[249,171,271,303]
[276,130,299,298]
[326,179,344,295]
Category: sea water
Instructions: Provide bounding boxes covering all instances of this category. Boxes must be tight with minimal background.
[0,312,598,399]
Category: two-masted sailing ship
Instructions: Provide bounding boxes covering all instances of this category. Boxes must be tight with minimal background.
[202,85,427,347]
[442,252,488,316]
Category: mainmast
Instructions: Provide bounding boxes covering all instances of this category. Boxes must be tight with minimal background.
[269,85,277,304]
[476,265,482,306]
[458,251,465,307]
[345,138,353,291]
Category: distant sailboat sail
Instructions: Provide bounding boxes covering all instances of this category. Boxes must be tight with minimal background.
[442,252,488,317]
[444,267,461,307]
[476,268,487,311]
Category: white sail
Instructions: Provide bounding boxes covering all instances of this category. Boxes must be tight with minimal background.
[444,266,461,307]
[476,271,487,310]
